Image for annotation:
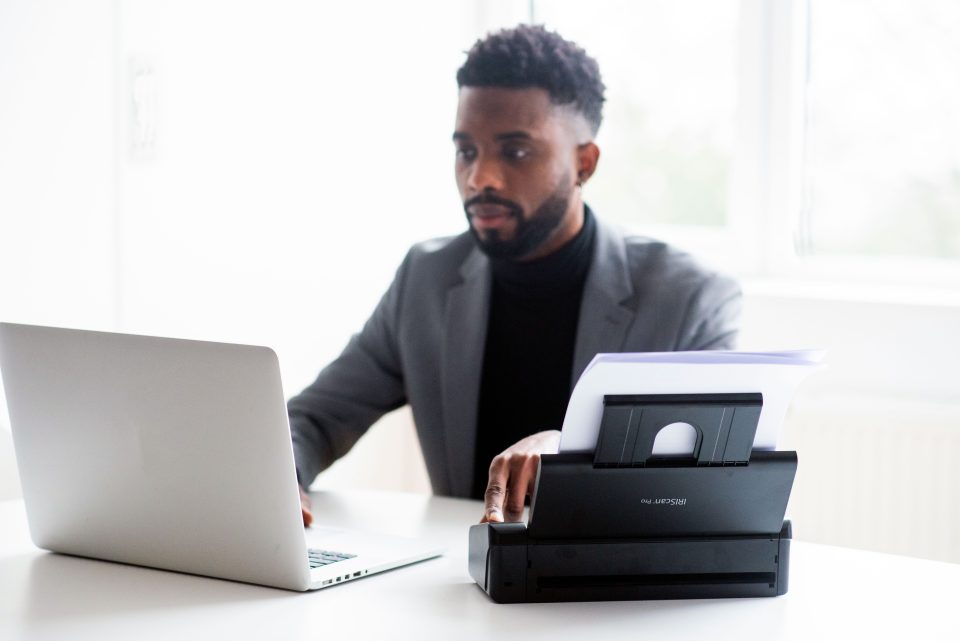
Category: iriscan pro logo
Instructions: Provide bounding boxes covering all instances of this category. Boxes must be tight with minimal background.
[640,498,687,506]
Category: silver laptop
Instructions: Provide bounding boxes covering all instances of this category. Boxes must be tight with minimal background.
[0,322,442,591]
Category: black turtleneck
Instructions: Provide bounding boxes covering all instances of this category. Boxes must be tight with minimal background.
[471,206,597,499]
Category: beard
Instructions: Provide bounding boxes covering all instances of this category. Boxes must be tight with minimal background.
[464,181,574,261]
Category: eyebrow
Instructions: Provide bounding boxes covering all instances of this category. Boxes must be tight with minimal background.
[451,131,534,142]
[495,131,533,141]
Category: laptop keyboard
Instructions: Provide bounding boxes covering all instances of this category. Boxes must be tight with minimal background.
[308,548,357,569]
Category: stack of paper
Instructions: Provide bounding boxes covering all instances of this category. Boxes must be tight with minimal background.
[558,350,824,454]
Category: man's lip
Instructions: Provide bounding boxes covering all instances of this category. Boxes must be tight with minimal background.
[468,203,516,219]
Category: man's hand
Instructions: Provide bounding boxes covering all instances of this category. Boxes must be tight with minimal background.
[482,430,561,523]
[299,485,314,527]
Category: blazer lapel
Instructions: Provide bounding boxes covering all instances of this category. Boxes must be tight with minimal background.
[441,247,490,497]
[572,218,637,386]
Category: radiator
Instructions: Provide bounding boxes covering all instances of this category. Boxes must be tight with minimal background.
[782,393,960,563]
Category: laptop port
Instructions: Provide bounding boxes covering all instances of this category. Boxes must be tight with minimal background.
[353,572,361,577]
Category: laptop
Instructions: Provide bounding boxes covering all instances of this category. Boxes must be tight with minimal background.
[0,322,442,591]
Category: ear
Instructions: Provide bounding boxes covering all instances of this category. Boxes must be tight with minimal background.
[575,142,600,186]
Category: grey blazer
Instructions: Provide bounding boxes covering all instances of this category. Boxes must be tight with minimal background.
[289,217,741,498]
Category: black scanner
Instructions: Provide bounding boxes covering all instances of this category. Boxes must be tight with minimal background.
[468,393,798,603]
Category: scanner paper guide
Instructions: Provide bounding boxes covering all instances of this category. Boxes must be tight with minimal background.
[557,350,824,454]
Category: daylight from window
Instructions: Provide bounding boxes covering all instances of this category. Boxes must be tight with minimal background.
[535,0,739,229]
[804,0,960,260]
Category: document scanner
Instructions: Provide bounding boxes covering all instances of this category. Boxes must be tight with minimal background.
[468,393,797,603]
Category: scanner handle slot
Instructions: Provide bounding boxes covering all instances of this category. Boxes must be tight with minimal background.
[594,393,763,467]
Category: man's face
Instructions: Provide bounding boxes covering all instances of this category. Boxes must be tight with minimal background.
[453,87,586,261]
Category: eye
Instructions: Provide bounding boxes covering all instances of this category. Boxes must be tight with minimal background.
[502,145,530,161]
[455,146,477,162]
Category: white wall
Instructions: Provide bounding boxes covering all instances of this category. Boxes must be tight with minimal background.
[114,0,472,373]
[0,0,486,498]
[0,0,117,499]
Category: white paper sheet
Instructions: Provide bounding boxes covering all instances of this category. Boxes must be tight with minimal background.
[558,350,824,454]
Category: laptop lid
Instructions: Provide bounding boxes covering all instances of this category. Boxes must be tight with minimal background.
[0,323,313,590]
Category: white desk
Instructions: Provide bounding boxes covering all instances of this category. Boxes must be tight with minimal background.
[1,490,956,641]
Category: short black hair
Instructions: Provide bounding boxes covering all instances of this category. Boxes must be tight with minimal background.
[456,24,605,136]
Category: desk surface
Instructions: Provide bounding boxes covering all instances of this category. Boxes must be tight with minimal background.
[1,490,956,641]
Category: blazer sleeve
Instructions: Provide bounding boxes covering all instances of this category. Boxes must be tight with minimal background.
[674,272,742,351]
[287,252,412,488]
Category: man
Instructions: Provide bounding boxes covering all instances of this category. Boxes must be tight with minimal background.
[289,25,740,525]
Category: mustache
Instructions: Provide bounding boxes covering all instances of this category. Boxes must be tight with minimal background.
[463,193,523,216]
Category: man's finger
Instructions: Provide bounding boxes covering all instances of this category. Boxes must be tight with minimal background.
[502,459,528,520]
[504,455,538,521]
[483,457,509,522]
[299,486,314,528]
[483,481,506,522]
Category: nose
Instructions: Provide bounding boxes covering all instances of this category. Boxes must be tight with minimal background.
[465,154,505,194]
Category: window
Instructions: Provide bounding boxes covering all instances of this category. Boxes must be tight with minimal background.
[529,0,960,283]
[802,0,960,261]
[534,1,740,228]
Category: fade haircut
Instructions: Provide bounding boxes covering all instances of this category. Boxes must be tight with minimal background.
[456,24,606,136]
